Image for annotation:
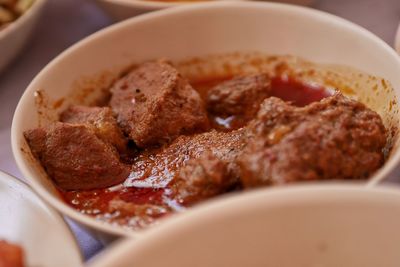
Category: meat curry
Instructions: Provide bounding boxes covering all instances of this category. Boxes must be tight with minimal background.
[24,58,388,229]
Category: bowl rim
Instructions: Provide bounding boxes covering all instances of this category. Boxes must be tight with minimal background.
[96,0,247,9]
[11,1,400,237]
[0,0,48,41]
[395,23,400,55]
[87,183,400,267]
[0,170,84,264]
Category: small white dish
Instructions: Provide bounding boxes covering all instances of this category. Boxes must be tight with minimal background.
[0,0,47,73]
[0,171,83,267]
[88,184,400,267]
[94,0,314,21]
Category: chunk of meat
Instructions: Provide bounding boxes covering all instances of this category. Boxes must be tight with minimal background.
[110,59,209,147]
[23,127,46,161]
[207,74,271,117]
[60,105,127,153]
[24,122,130,190]
[0,240,24,267]
[169,152,235,206]
[239,94,387,187]
[124,129,246,189]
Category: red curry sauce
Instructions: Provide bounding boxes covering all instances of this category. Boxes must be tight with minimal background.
[60,75,333,229]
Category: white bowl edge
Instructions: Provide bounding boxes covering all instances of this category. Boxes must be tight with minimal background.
[0,170,84,266]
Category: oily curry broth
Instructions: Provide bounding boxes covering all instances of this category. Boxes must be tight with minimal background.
[61,75,332,229]
[57,53,398,230]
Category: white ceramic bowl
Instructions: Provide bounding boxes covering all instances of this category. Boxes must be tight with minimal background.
[395,22,400,54]
[0,0,47,73]
[11,2,400,239]
[93,0,314,21]
[0,171,82,266]
[87,184,400,267]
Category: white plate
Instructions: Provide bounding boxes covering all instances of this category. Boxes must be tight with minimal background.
[88,184,400,267]
[0,171,83,267]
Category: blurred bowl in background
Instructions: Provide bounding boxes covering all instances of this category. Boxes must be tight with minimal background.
[0,0,47,74]
[93,0,314,21]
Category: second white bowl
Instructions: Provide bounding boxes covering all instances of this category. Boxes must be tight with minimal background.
[88,184,400,267]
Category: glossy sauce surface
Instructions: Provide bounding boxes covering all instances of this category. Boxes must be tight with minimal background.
[270,76,332,107]
[197,75,332,131]
[60,75,332,229]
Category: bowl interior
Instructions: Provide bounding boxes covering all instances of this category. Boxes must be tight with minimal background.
[87,185,400,267]
[12,2,400,237]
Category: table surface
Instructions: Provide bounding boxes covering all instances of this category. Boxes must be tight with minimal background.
[0,0,399,261]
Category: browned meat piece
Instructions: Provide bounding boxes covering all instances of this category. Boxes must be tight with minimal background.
[60,105,127,153]
[169,152,236,206]
[0,240,24,267]
[23,127,47,161]
[207,74,271,117]
[110,59,209,148]
[239,93,387,187]
[24,122,130,190]
[124,129,246,189]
